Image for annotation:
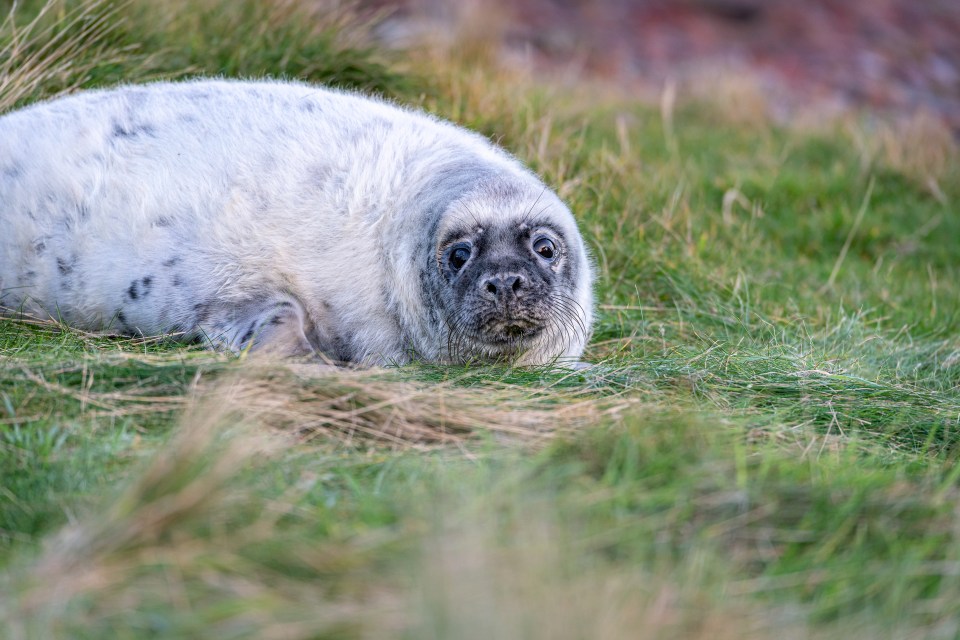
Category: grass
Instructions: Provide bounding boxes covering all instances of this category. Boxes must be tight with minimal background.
[2,0,960,637]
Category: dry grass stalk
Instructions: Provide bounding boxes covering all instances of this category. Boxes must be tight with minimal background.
[684,65,773,127]
[0,0,130,114]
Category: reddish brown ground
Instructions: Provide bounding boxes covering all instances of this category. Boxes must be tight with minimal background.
[364,0,960,132]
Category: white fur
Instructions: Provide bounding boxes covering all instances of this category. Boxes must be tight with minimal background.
[0,79,593,365]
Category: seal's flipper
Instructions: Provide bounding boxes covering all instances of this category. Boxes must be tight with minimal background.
[203,297,317,360]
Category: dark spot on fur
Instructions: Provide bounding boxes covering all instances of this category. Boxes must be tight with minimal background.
[116,310,131,332]
[33,238,47,254]
[416,269,442,328]
[172,275,184,287]
[259,154,278,172]
[141,276,153,294]
[269,316,284,326]
[17,270,37,285]
[111,121,157,139]
[57,257,74,275]
[307,163,334,190]
[125,90,148,107]
[162,256,181,267]
[239,321,257,345]
[193,303,210,323]
[126,281,139,300]
[332,334,354,362]
[77,203,90,220]
[3,163,22,179]
[152,217,173,228]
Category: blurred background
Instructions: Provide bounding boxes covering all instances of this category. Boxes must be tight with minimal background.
[360,0,960,133]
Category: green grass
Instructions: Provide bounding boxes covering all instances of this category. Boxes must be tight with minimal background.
[2,1,960,637]
[0,0,410,112]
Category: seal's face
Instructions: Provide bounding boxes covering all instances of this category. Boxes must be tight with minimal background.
[433,198,590,364]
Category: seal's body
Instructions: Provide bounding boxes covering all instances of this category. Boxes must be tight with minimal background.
[0,80,592,365]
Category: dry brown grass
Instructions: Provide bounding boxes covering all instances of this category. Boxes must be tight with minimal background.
[225,361,634,447]
[1,310,639,446]
[683,65,775,128]
[878,109,957,200]
[2,307,641,447]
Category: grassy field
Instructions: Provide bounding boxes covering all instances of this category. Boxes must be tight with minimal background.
[2,1,960,637]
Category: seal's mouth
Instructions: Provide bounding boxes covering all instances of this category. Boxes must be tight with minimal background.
[445,303,553,362]
[481,320,544,346]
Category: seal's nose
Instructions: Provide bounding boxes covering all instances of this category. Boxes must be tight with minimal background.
[481,273,526,301]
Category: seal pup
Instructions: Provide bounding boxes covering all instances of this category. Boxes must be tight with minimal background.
[0,79,593,366]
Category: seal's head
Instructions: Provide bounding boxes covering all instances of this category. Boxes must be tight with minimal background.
[431,176,593,365]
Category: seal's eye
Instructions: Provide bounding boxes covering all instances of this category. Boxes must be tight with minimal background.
[533,236,556,262]
[449,244,471,272]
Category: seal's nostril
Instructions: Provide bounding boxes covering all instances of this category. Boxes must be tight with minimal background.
[483,274,524,299]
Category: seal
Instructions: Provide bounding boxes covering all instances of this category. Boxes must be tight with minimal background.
[0,79,593,366]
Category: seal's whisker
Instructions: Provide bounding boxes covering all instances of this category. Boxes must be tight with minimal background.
[462,202,484,229]
[549,296,587,342]
[528,201,556,226]
[552,292,589,338]
[548,304,585,357]
[452,312,475,364]
[552,290,588,320]
[550,307,579,354]
[519,187,547,226]
[550,296,582,328]
[447,317,462,364]
[444,318,457,363]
